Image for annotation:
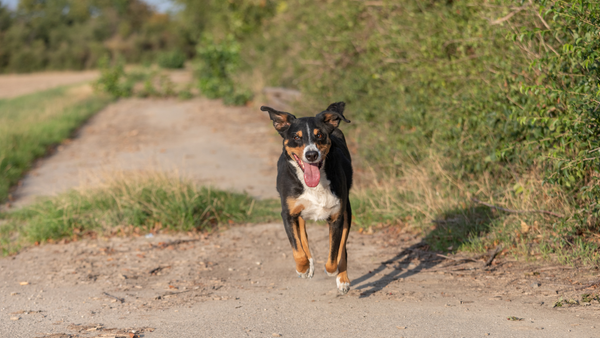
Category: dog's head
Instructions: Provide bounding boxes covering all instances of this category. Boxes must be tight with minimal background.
[261,102,350,188]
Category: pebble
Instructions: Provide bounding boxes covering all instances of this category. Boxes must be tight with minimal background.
[530,282,540,288]
[10,317,19,321]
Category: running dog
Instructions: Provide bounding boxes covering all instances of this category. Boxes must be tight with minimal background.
[261,102,353,294]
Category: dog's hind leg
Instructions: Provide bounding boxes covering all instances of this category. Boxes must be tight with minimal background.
[282,212,312,278]
[324,204,351,294]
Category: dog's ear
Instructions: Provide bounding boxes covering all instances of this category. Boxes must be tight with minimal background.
[317,102,351,130]
[326,102,346,115]
[261,106,296,136]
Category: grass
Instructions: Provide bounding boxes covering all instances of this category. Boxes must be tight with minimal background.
[0,85,112,202]
[0,171,279,255]
[350,154,599,266]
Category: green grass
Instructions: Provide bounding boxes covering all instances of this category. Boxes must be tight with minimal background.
[0,85,112,201]
[0,172,279,255]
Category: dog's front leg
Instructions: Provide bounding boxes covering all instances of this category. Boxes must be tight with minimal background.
[282,211,314,279]
[325,203,351,294]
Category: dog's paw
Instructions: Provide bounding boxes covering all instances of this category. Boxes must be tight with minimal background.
[336,275,350,295]
[297,258,314,279]
[324,266,338,277]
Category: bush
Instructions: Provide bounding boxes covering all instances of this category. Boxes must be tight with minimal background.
[157,50,187,69]
[195,35,252,105]
[94,56,132,98]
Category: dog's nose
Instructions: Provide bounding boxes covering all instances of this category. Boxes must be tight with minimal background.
[305,151,319,162]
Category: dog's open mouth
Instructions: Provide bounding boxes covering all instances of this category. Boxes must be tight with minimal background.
[293,153,322,188]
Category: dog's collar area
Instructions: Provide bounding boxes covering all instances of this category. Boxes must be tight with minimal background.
[292,153,322,172]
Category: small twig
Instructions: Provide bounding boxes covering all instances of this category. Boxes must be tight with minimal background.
[150,239,199,250]
[490,6,526,25]
[538,266,575,271]
[102,292,124,303]
[485,246,502,267]
[149,266,171,275]
[472,198,564,218]
[156,289,195,299]
[573,279,600,291]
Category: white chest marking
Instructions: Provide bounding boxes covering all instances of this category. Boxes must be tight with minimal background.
[290,160,341,221]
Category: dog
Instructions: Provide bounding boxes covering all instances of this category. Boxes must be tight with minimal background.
[261,102,353,294]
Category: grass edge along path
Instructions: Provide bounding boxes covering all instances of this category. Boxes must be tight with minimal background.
[0,85,112,202]
[0,172,280,256]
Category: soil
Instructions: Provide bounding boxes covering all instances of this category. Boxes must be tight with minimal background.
[1,224,600,337]
[2,73,600,337]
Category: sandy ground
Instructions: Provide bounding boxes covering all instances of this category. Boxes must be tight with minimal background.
[0,71,99,99]
[2,73,600,337]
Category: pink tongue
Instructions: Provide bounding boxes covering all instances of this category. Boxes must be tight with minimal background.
[304,162,321,187]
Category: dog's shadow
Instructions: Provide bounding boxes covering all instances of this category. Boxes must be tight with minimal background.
[350,241,439,298]
[351,204,497,298]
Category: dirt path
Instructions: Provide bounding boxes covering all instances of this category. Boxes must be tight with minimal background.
[1,224,599,337]
[12,97,281,207]
[2,77,600,336]
[0,71,98,99]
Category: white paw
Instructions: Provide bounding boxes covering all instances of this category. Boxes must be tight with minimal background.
[336,275,350,295]
[296,258,315,279]
[324,266,338,277]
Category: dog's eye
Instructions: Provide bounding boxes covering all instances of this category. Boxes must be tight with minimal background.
[316,132,324,139]
[294,135,301,141]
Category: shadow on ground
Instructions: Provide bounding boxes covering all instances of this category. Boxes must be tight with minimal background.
[352,204,498,298]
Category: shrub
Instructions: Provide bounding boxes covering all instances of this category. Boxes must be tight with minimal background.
[195,35,252,105]
[94,56,132,98]
[157,50,187,69]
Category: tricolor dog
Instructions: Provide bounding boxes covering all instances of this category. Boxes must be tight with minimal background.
[261,102,353,294]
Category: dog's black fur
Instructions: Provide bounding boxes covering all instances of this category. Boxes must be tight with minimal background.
[261,102,353,294]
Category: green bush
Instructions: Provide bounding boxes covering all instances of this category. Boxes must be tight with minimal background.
[94,56,132,98]
[157,50,187,69]
[195,35,252,105]
[507,1,600,216]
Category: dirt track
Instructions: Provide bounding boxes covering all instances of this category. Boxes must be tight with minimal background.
[11,97,280,207]
[1,73,600,337]
[2,223,600,337]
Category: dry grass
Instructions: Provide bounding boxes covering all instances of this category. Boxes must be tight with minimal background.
[351,154,597,265]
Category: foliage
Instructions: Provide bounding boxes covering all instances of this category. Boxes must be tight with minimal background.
[94,56,133,98]
[195,35,252,105]
[507,1,600,219]
[0,172,280,255]
[94,61,194,99]
[157,49,187,69]
[0,0,186,73]
[174,0,278,104]
[0,85,111,202]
